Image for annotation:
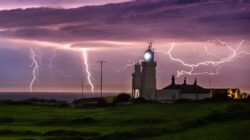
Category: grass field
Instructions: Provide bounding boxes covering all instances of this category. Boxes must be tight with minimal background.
[0,101,249,140]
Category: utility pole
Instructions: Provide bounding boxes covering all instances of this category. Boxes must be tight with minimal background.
[97,60,107,97]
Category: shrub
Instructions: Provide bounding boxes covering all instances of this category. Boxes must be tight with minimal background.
[113,93,131,104]
[133,127,171,137]
[71,117,97,125]
[226,104,244,112]
[0,130,41,136]
[244,96,250,101]
[73,97,108,107]
[39,117,97,126]
[44,136,84,140]
[203,110,250,123]
[100,127,173,140]
[43,130,100,137]
[0,117,14,124]
[181,109,250,130]
[38,118,72,126]
[174,99,192,103]
[120,117,165,125]
[97,98,108,106]
[132,97,146,103]
[99,131,134,140]
[181,119,208,129]
[0,100,19,105]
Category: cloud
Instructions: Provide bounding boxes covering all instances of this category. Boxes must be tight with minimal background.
[0,0,129,10]
[0,0,249,50]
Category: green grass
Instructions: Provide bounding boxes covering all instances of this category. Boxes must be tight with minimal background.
[0,101,249,140]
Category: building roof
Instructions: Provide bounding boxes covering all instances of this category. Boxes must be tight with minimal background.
[211,89,228,94]
[162,84,210,94]
[160,76,210,94]
[211,88,240,94]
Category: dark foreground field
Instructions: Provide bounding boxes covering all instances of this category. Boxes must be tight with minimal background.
[0,101,250,140]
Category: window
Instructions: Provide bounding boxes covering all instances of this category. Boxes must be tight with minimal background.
[172,94,176,100]
[195,94,199,99]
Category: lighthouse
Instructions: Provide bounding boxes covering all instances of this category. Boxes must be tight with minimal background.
[132,41,157,100]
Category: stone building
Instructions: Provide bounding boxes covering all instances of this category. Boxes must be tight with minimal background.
[156,76,210,101]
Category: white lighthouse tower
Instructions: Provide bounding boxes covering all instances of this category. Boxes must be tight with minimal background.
[132,41,157,100]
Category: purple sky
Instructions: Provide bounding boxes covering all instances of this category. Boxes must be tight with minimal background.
[0,0,250,93]
[0,0,129,10]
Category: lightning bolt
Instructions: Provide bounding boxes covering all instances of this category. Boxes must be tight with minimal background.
[82,50,94,93]
[203,45,221,59]
[29,47,41,92]
[157,40,250,77]
[49,49,65,76]
[116,59,143,72]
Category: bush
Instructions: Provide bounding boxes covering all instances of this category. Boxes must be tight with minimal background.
[113,93,131,104]
[132,97,146,103]
[71,117,97,125]
[133,127,172,137]
[97,98,108,106]
[226,104,244,112]
[0,130,41,136]
[0,100,20,105]
[181,109,250,130]
[100,131,134,140]
[120,117,165,125]
[43,130,99,137]
[21,138,36,140]
[205,110,250,122]
[44,136,84,140]
[211,94,230,100]
[244,96,250,101]
[38,117,97,126]
[0,117,14,124]
[181,119,208,130]
[38,118,67,126]
[174,99,192,103]
[0,99,69,107]
[100,127,173,140]
[73,97,108,107]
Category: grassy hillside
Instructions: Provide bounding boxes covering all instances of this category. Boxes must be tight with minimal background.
[0,101,249,140]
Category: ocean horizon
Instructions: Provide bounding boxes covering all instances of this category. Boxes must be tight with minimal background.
[0,92,122,101]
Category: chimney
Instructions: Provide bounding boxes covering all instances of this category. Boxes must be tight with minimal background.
[183,77,187,85]
[171,75,175,85]
[194,77,197,85]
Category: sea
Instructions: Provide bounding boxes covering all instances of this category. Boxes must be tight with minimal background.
[0,92,120,101]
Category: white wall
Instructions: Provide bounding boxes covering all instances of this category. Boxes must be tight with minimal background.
[181,93,210,100]
[156,90,210,101]
[156,89,180,101]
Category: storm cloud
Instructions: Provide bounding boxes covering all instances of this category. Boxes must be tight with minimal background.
[0,0,249,47]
